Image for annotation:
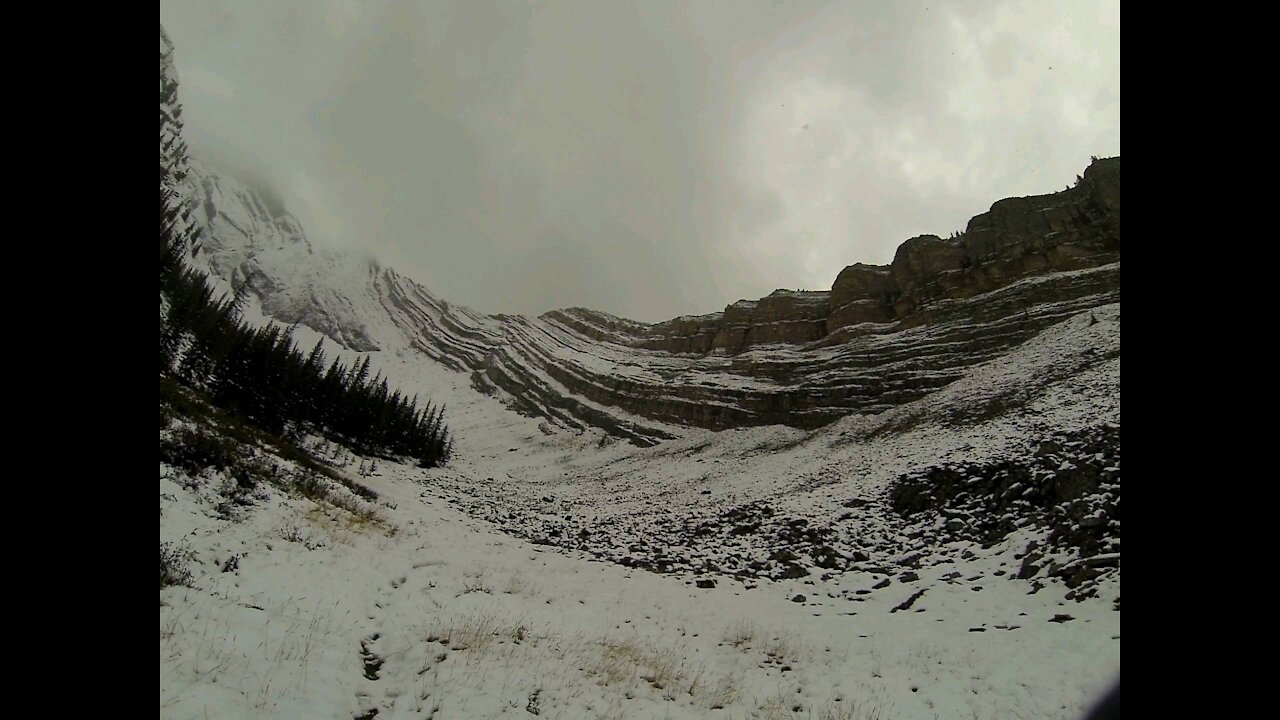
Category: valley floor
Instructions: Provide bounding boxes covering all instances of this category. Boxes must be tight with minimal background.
[160,462,1118,720]
[160,305,1120,720]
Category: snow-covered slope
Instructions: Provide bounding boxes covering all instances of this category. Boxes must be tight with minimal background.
[166,198,1122,718]
[161,25,1119,720]
[162,412,1120,720]
[161,302,1120,718]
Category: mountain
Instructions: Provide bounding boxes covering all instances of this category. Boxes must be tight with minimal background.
[182,149,1118,445]
[161,25,1119,720]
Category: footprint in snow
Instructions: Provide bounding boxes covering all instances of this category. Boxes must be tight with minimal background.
[360,634,385,681]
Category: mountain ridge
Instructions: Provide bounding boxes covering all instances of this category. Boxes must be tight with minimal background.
[185,154,1118,442]
[168,20,1118,443]
[543,155,1118,355]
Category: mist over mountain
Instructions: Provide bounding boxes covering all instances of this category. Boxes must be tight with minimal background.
[160,18,1120,720]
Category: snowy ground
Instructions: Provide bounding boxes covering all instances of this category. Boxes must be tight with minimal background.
[161,304,1120,720]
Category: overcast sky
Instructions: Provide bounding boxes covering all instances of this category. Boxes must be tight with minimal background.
[161,0,1119,323]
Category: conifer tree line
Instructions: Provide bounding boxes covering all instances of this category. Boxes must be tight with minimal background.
[160,184,453,467]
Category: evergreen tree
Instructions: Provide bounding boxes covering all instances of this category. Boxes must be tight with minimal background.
[161,186,454,465]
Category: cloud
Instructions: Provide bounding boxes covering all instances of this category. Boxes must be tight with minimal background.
[161,0,1119,322]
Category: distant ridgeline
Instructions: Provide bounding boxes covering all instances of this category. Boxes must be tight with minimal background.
[159,27,452,467]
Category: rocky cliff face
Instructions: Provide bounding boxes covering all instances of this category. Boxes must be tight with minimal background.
[550,158,1120,355]
[163,26,1119,444]
[511,159,1119,434]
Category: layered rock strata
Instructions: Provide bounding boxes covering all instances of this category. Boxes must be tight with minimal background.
[186,158,1119,443]
[166,24,1119,443]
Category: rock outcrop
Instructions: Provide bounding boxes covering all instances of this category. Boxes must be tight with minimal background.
[545,157,1120,355]
[497,158,1120,434]
[419,161,1117,438]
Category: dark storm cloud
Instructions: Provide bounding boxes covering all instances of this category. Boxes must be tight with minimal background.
[161,0,1119,322]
